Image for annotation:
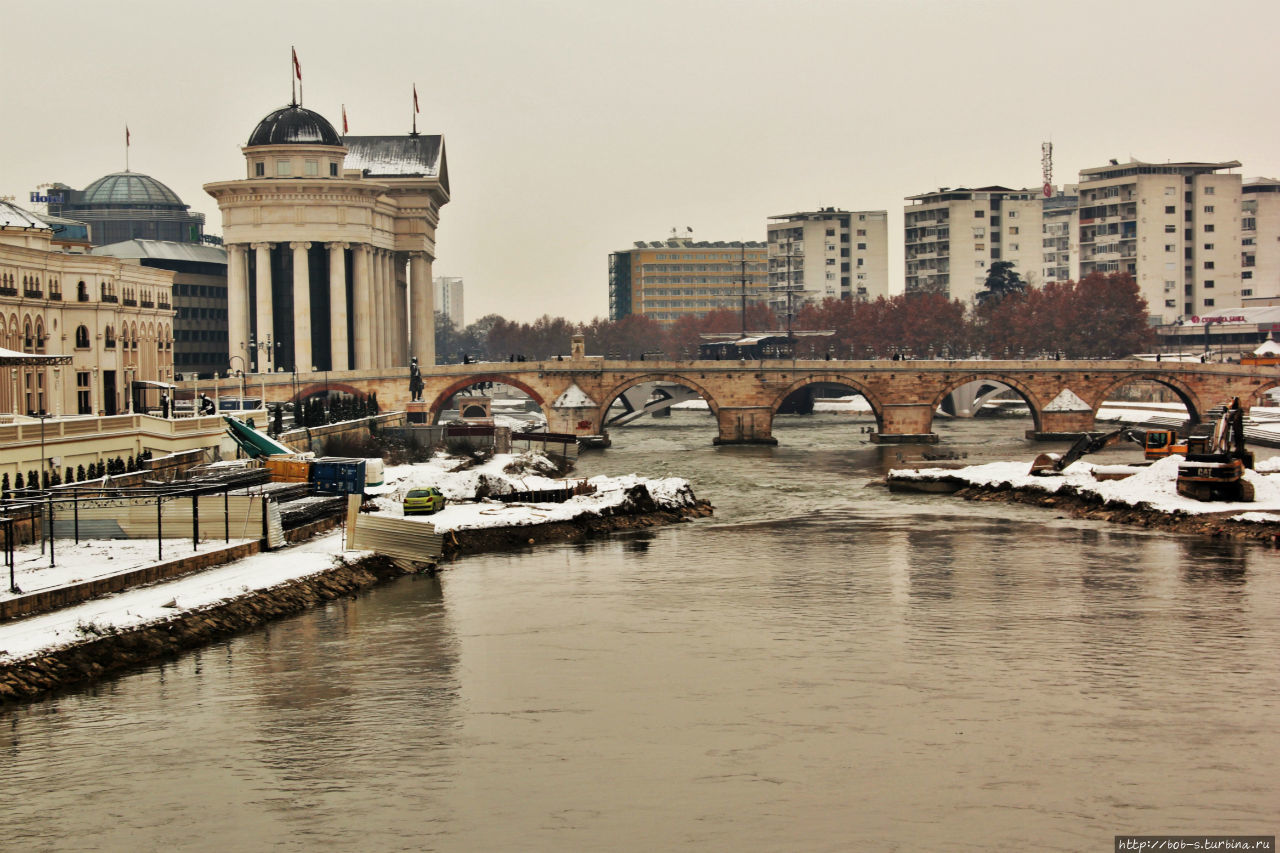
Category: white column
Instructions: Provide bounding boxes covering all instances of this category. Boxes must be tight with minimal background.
[291,241,312,372]
[252,242,274,371]
[353,244,372,369]
[328,242,349,371]
[410,251,434,367]
[226,244,250,372]
[372,249,387,369]
[389,252,402,366]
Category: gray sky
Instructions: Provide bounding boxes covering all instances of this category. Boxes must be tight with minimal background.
[5,0,1278,323]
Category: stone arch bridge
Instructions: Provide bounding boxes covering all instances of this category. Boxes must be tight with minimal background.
[191,356,1280,445]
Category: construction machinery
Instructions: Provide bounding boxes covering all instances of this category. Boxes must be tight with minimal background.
[1175,399,1255,502]
[1030,428,1143,476]
[1139,428,1189,460]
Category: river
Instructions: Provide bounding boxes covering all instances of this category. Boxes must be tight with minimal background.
[2,411,1277,851]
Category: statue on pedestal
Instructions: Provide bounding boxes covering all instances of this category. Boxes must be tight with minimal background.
[409,357,424,402]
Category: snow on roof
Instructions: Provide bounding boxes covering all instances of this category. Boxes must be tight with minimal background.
[1254,339,1280,356]
[0,200,52,230]
[343,135,442,177]
[1043,388,1091,412]
[93,239,227,265]
[553,383,597,408]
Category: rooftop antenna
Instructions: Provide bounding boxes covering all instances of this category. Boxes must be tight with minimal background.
[1041,141,1053,198]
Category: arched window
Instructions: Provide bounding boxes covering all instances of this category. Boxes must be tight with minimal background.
[75,325,90,348]
[104,325,116,348]
[23,320,33,352]
[35,319,45,352]
[77,280,88,301]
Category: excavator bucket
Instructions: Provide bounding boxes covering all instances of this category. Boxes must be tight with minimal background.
[1029,452,1062,476]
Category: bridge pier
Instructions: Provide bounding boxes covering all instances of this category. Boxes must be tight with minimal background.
[871,404,939,444]
[713,407,777,445]
[1027,410,1097,441]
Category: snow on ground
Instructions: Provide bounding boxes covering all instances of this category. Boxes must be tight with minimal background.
[0,531,361,664]
[0,538,257,602]
[0,450,695,665]
[814,395,873,413]
[366,451,697,531]
[891,455,1280,516]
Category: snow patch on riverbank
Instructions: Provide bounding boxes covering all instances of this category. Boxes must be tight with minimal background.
[891,455,1280,514]
[366,452,698,531]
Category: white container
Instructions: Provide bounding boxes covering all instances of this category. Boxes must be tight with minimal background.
[365,458,385,487]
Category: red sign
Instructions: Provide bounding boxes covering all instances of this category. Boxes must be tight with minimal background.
[1043,183,1052,198]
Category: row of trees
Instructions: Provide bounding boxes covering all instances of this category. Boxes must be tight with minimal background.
[436,272,1154,363]
[1,450,157,498]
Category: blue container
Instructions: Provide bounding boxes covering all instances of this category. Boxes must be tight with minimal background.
[310,457,368,496]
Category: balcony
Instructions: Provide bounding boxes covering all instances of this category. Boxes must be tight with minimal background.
[123,298,137,307]
[140,300,155,308]
[101,294,118,303]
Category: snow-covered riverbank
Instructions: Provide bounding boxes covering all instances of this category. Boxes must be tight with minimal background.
[0,451,707,693]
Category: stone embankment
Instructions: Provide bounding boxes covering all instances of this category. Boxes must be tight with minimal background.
[0,501,712,705]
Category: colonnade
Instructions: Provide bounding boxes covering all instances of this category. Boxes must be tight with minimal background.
[225,242,431,375]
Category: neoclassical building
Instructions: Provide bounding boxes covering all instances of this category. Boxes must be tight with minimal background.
[204,104,449,374]
[0,201,174,416]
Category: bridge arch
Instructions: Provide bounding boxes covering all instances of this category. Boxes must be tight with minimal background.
[1250,378,1280,409]
[766,374,885,430]
[927,372,1047,434]
[426,373,550,424]
[1090,372,1202,424]
[597,372,722,423]
[289,381,369,405]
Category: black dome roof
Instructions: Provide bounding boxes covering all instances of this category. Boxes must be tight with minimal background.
[248,105,341,146]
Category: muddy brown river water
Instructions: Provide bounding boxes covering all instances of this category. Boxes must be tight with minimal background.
[1,411,1276,851]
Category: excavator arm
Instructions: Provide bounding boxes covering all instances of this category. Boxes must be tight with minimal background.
[1029,428,1142,476]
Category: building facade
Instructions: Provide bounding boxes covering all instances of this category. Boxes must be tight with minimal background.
[1241,178,1280,307]
[766,209,889,309]
[204,103,450,374]
[904,187,1045,304]
[1041,185,1079,285]
[434,275,464,329]
[93,240,229,379]
[48,171,205,247]
[609,239,768,323]
[0,201,175,417]
[1077,159,1242,325]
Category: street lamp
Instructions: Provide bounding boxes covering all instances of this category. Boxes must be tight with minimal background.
[229,355,246,412]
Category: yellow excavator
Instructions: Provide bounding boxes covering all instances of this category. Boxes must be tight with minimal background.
[1175,398,1254,502]
[1029,428,1144,476]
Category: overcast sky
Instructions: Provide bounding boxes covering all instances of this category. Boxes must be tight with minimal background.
[5,0,1279,323]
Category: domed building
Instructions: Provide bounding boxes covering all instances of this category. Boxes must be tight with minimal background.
[204,102,449,373]
[48,171,205,246]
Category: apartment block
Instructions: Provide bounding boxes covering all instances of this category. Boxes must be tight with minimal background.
[1041,185,1079,285]
[434,276,465,329]
[1241,178,1280,307]
[1077,159,1242,324]
[766,209,889,310]
[904,187,1044,304]
[608,239,769,324]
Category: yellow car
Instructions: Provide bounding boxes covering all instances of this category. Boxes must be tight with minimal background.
[403,487,446,515]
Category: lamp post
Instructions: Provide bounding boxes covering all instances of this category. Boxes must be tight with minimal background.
[228,355,246,412]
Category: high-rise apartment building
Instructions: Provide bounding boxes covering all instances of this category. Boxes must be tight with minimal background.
[608,239,768,324]
[1077,159,1242,324]
[766,209,888,310]
[434,275,465,329]
[904,187,1044,304]
[1241,178,1280,307]
[1041,185,1079,285]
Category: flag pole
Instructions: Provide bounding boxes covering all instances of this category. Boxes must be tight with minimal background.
[290,47,296,106]
[125,124,130,172]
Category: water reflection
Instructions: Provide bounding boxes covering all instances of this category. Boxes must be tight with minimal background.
[2,412,1277,851]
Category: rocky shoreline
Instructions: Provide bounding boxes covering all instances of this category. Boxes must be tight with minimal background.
[0,502,712,705]
[949,481,1280,542]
